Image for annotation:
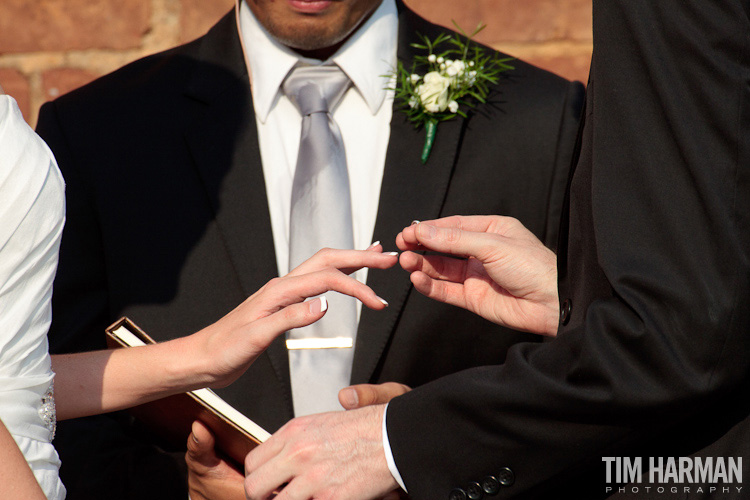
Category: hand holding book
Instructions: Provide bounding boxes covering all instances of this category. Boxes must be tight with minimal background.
[181,380,413,500]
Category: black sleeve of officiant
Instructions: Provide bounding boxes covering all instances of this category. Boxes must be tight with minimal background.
[386,1,750,498]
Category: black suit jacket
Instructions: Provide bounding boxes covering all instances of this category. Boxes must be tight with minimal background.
[387,0,750,498]
[37,4,583,499]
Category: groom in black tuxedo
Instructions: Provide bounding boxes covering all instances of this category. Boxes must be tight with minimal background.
[239,1,750,499]
[36,0,583,498]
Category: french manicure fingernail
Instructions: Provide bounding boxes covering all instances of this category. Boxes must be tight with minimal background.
[410,220,421,226]
[377,296,389,307]
[310,296,328,314]
[383,252,399,256]
[366,241,381,250]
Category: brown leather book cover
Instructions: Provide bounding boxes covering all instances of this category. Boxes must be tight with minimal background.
[105,317,270,466]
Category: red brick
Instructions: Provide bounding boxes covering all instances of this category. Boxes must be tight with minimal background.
[43,68,98,100]
[558,0,594,41]
[0,0,150,53]
[524,53,592,84]
[180,0,235,44]
[0,68,31,122]
[406,0,592,44]
[406,0,482,38]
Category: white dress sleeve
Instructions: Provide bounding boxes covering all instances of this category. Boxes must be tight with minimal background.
[0,95,67,500]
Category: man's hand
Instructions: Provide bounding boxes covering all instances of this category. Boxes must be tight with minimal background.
[397,216,559,336]
[338,383,411,410]
[244,405,398,500]
[186,420,245,500]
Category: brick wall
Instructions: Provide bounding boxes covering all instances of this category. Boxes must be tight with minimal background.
[0,0,592,126]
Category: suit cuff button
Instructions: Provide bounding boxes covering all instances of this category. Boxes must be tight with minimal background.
[449,488,468,500]
[466,482,484,500]
[560,299,572,325]
[497,467,515,487]
[481,476,501,495]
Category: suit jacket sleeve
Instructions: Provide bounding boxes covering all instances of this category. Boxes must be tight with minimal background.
[386,1,750,498]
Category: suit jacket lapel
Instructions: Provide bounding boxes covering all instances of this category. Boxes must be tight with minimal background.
[182,11,292,405]
[351,5,467,384]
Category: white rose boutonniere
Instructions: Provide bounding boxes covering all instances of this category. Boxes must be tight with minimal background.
[390,24,514,164]
[417,71,451,113]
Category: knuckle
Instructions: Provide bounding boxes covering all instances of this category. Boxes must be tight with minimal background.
[288,440,315,463]
[359,386,376,405]
[281,304,302,322]
[307,466,327,485]
[447,215,463,230]
[316,247,335,261]
[319,489,337,500]
[432,256,447,276]
[244,476,260,500]
[433,282,449,301]
[446,227,462,243]
[285,416,309,434]
[320,267,337,280]
[265,277,283,290]
[383,382,402,395]
[497,216,521,234]
[185,436,197,454]
[331,487,352,500]
[326,269,347,287]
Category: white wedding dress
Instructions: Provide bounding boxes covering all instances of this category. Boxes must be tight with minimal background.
[0,95,66,499]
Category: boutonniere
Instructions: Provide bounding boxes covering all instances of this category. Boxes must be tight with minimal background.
[390,24,514,164]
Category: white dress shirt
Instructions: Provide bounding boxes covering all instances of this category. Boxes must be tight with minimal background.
[238,0,397,290]
[237,1,407,490]
[238,0,396,407]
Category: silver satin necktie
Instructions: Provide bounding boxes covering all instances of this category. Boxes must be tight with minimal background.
[283,64,356,416]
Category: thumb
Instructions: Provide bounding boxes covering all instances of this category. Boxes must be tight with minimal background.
[338,382,412,410]
[251,296,328,347]
[414,222,500,262]
[186,420,218,467]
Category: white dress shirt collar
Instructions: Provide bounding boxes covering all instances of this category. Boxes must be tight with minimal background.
[238,0,398,122]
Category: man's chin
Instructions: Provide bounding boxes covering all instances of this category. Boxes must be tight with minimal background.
[276,32,342,53]
[271,21,356,55]
[260,0,379,57]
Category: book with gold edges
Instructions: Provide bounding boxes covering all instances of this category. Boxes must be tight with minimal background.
[105,317,270,466]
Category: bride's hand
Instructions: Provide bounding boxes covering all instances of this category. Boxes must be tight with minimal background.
[188,247,398,389]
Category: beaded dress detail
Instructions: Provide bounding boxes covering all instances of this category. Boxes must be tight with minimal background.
[39,382,57,441]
